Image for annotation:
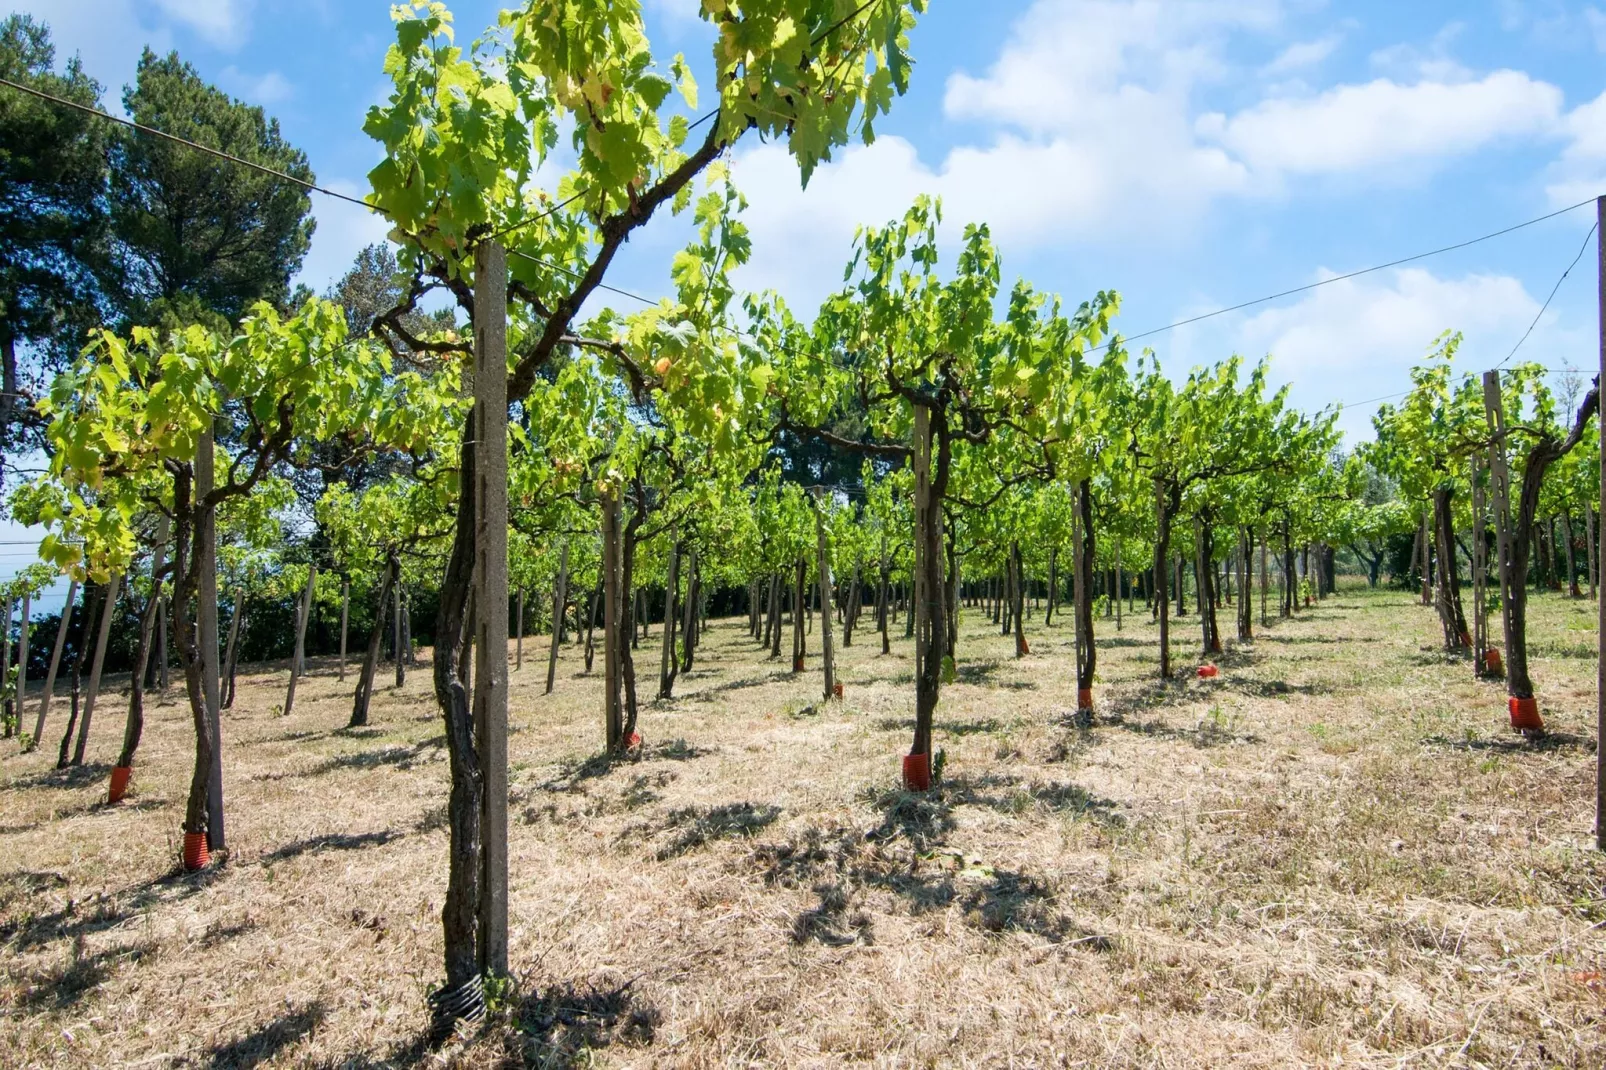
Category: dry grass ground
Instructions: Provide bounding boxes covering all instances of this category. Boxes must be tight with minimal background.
[3,582,1606,1068]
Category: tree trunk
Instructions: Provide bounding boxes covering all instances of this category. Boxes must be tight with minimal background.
[546,542,569,694]
[878,554,891,655]
[1564,512,1581,597]
[431,408,481,999]
[338,580,349,682]
[1487,370,1599,707]
[70,569,124,766]
[350,556,397,728]
[1074,479,1097,698]
[394,577,406,688]
[283,565,317,718]
[680,550,701,674]
[223,591,245,710]
[1044,547,1058,626]
[1154,479,1172,680]
[767,572,782,657]
[813,490,836,700]
[1432,485,1470,650]
[1011,541,1027,657]
[659,540,680,699]
[57,580,101,768]
[119,553,167,769]
[1589,507,1599,600]
[1203,522,1220,653]
[792,559,807,671]
[910,405,946,764]
[602,488,623,751]
[583,579,600,673]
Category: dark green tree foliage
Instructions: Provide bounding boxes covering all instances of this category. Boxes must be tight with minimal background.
[108,49,315,331]
[0,15,109,475]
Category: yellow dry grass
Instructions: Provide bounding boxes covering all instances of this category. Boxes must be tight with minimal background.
[2,583,1605,1067]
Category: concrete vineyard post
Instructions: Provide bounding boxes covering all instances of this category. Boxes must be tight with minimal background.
[472,238,510,976]
[1598,195,1606,849]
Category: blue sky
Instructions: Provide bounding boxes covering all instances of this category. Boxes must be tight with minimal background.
[7,0,1606,594]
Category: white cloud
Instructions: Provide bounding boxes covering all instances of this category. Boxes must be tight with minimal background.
[1168,267,1555,443]
[1200,71,1563,181]
[729,0,1568,313]
[942,0,1281,137]
[1546,89,1606,206]
[217,66,292,106]
[1261,35,1341,77]
[7,0,173,109]
[152,0,254,50]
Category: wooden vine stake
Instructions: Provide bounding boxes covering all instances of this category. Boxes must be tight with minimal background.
[472,238,510,976]
[1483,370,1528,734]
[1,596,10,737]
[32,578,78,749]
[15,589,28,732]
[72,571,121,765]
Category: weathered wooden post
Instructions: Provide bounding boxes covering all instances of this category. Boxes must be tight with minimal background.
[72,572,122,764]
[31,578,78,749]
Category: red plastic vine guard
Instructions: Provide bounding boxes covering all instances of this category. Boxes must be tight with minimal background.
[793,655,805,673]
[902,752,931,792]
[627,731,642,750]
[1076,687,1093,710]
[1197,664,1218,679]
[108,766,132,804]
[1483,648,1503,673]
[832,682,844,699]
[1016,636,1030,656]
[1508,696,1544,732]
[182,832,210,871]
